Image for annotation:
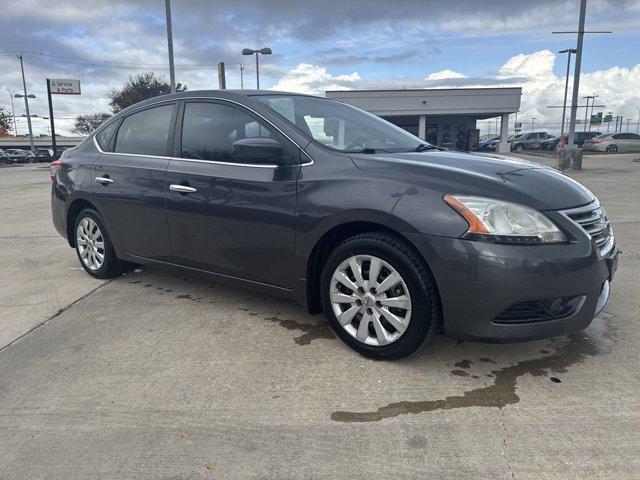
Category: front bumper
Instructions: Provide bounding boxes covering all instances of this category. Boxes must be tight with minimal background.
[406,232,617,342]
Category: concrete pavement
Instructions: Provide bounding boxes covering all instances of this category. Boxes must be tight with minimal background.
[0,155,639,479]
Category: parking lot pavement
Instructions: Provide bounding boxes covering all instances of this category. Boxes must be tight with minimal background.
[1,156,639,479]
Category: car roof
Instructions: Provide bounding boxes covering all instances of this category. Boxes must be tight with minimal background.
[108,89,320,122]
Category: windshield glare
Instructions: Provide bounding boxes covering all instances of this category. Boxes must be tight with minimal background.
[255,94,427,153]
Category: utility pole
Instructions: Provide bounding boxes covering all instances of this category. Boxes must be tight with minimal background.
[635,106,640,134]
[17,53,35,154]
[626,118,630,132]
[568,0,586,147]
[217,62,226,89]
[558,48,576,148]
[582,95,592,132]
[531,117,537,132]
[6,89,18,137]
[553,0,611,150]
[583,94,597,131]
[164,0,176,93]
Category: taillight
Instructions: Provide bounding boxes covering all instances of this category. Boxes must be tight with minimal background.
[50,160,63,182]
[591,139,603,144]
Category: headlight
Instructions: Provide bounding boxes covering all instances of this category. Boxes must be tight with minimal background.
[443,195,566,244]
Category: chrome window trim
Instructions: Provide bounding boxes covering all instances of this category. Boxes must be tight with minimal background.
[92,95,315,167]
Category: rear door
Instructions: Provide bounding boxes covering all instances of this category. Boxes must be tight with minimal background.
[92,102,176,261]
[165,99,300,288]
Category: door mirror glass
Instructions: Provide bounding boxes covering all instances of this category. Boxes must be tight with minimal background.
[233,137,283,164]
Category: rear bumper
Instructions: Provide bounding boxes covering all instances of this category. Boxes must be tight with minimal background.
[406,232,617,342]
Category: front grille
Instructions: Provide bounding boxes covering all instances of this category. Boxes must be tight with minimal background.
[494,295,585,324]
[562,200,614,257]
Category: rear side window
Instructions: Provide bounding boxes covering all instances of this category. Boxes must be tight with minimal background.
[115,104,174,156]
[180,102,285,163]
[95,121,118,151]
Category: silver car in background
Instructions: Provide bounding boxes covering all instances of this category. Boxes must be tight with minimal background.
[584,133,640,153]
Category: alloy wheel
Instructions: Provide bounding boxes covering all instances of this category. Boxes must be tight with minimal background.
[76,217,105,271]
[329,255,412,346]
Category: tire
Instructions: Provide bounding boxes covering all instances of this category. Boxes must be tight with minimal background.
[606,144,618,153]
[513,143,525,151]
[321,232,439,360]
[74,208,129,279]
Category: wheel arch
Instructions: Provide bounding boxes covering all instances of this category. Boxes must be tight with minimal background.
[66,198,99,247]
[304,220,440,318]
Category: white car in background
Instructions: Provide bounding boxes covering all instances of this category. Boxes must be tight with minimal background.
[584,133,640,153]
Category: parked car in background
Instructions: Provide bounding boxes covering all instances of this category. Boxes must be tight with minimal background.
[583,133,640,153]
[33,148,54,163]
[540,131,600,150]
[478,135,500,151]
[51,89,617,359]
[53,146,70,160]
[0,149,7,164]
[510,132,552,151]
[487,133,523,152]
[5,149,35,164]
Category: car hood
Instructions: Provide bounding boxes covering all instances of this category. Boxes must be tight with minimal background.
[349,150,595,211]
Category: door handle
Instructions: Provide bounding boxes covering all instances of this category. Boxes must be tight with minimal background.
[170,184,197,194]
[95,176,114,185]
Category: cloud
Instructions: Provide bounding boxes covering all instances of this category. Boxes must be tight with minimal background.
[425,69,467,81]
[268,63,361,95]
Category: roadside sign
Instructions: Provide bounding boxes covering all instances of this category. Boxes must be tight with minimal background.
[49,79,81,95]
[604,114,613,123]
[591,112,603,126]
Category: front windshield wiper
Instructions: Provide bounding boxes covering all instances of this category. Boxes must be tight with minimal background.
[406,143,440,153]
[344,147,394,154]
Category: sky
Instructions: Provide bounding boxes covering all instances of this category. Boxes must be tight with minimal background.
[1,0,639,136]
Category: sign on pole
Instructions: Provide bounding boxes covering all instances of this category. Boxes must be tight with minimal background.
[49,79,81,95]
[47,78,81,158]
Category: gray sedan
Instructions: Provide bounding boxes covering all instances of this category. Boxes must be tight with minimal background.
[584,133,640,153]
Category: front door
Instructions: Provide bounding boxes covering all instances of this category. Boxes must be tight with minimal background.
[165,100,300,288]
[92,102,176,261]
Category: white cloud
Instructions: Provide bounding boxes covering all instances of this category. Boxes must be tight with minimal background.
[269,63,361,95]
[425,69,467,81]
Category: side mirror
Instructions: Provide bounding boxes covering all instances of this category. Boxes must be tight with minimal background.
[232,137,283,164]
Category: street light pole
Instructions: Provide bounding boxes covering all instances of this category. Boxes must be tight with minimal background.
[558,48,576,149]
[242,47,272,90]
[6,89,18,138]
[17,53,35,154]
[164,0,176,93]
[635,106,640,134]
[531,117,537,132]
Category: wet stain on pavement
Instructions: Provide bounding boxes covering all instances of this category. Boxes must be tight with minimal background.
[479,357,497,364]
[450,369,470,377]
[454,360,473,369]
[331,313,614,423]
[264,316,335,345]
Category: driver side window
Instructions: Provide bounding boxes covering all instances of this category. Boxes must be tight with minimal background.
[180,102,282,163]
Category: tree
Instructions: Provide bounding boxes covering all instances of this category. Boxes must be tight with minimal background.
[73,112,112,135]
[0,105,12,135]
[107,72,186,113]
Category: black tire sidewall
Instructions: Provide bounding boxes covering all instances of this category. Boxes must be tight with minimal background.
[321,236,436,359]
[74,209,118,279]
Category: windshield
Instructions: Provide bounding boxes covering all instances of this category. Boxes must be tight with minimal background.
[254,94,429,153]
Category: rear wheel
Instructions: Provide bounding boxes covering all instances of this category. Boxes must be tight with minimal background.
[606,144,618,153]
[513,143,525,151]
[321,232,439,360]
[74,208,128,279]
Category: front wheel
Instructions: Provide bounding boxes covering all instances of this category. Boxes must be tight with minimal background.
[513,143,525,151]
[606,144,618,153]
[321,233,439,360]
[74,208,129,279]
